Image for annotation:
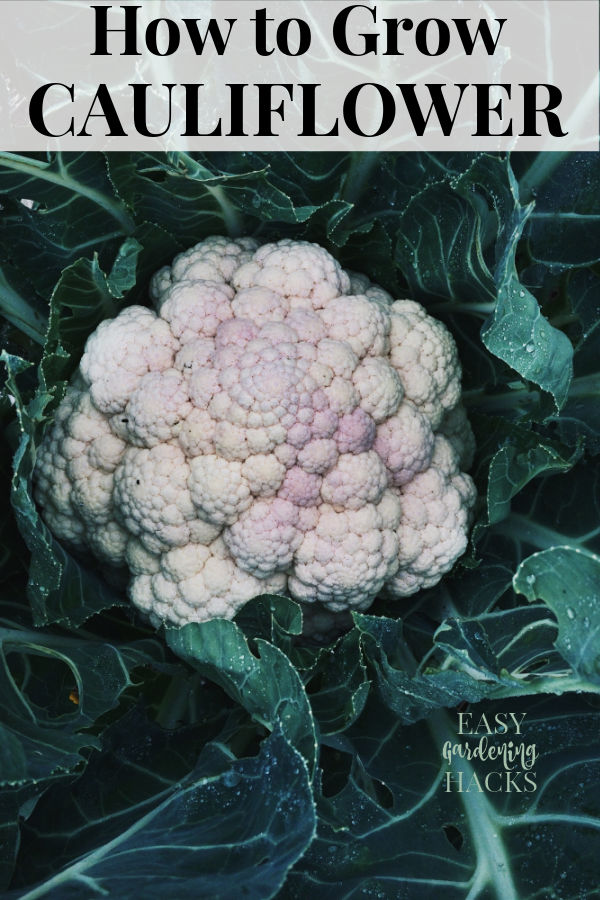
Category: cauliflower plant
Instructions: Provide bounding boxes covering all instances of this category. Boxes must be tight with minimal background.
[35,236,476,629]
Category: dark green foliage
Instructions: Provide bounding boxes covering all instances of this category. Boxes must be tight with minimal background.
[1,151,599,897]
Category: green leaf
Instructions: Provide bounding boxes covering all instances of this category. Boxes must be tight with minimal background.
[235,597,369,735]
[514,546,600,684]
[482,283,572,414]
[0,261,47,345]
[395,180,493,303]
[233,593,303,652]
[1,149,600,898]
[0,724,27,786]
[106,237,143,298]
[355,615,491,722]
[523,153,600,269]
[108,153,288,242]
[0,154,133,343]
[0,621,163,889]
[395,154,574,410]
[476,416,581,527]
[2,351,125,627]
[540,272,600,455]
[166,620,318,773]
[0,152,133,242]
[8,728,315,900]
[433,606,562,683]
[286,695,600,898]
[48,253,130,355]
[304,630,370,736]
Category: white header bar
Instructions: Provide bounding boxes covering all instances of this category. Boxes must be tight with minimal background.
[0,1,598,151]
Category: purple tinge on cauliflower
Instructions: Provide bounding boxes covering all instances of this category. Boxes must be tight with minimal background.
[34,236,476,631]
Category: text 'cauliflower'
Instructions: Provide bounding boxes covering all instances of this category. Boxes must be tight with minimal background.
[35,236,476,630]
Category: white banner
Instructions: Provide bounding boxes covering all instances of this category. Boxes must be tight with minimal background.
[0,0,598,151]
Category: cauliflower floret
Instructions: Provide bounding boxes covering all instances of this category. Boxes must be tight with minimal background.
[278,467,322,507]
[290,495,401,611]
[334,408,376,454]
[35,237,475,629]
[150,236,257,305]
[374,402,435,486]
[112,369,192,447]
[159,281,234,343]
[320,451,388,510]
[322,378,359,416]
[88,433,127,473]
[232,287,290,324]
[174,337,215,374]
[188,366,220,410]
[297,439,339,475]
[130,537,286,627]
[113,444,196,554]
[88,520,128,566]
[35,387,125,549]
[345,271,394,307]
[389,300,461,428]
[188,455,252,525]
[126,538,161,576]
[316,339,358,380]
[233,240,351,310]
[80,306,177,415]
[35,409,87,546]
[353,357,404,423]
[224,498,303,577]
[285,309,326,344]
[241,453,286,496]
[319,295,390,358]
[387,436,476,597]
[68,455,114,526]
[177,408,216,457]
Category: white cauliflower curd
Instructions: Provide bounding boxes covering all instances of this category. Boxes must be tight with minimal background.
[34,236,476,629]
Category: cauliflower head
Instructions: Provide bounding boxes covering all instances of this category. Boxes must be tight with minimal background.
[35,236,476,629]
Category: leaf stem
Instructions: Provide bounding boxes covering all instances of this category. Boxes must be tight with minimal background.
[429,709,519,900]
[489,674,600,698]
[493,513,597,552]
[15,776,206,900]
[428,301,496,317]
[564,372,600,399]
[341,152,379,206]
[170,152,244,237]
[461,384,538,413]
[0,273,47,345]
[518,151,570,204]
[155,670,196,730]
[206,184,244,238]
[463,369,600,415]
[0,153,135,235]
[495,811,600,831]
